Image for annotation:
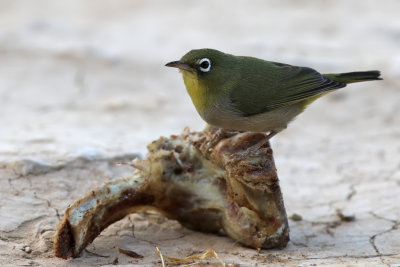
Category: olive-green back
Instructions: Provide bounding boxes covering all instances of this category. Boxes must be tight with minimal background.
[229,56,345,116]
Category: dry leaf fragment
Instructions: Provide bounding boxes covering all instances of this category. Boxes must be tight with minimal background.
[117,247,144,258]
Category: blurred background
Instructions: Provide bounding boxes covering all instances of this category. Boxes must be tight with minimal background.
[1,1,400,265]
[0,0,399,162]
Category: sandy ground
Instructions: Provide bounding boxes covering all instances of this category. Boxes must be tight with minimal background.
[0,0,400,266]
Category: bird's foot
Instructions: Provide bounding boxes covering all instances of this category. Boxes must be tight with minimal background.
[204,127,241,150]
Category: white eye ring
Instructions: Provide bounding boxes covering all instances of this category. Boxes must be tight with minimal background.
[198,58,211,72]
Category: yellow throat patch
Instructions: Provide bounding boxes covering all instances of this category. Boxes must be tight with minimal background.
[181,70,211,112]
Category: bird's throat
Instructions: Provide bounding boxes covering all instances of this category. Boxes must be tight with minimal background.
[181,71,212,114]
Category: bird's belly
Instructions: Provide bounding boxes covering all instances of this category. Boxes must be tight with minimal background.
[201,104,304,133]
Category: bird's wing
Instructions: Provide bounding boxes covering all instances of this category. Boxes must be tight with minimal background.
[229,61,346,117]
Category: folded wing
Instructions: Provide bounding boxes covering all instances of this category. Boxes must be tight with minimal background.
[230,61,346,116]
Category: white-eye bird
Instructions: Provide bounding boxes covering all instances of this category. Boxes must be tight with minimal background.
[166,48,382,138]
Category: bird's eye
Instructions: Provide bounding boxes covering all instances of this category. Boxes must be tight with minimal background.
[198,58,211,72]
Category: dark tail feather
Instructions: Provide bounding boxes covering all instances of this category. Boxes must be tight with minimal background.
[323,70,382,84]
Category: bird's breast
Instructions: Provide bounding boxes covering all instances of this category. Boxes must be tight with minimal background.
[201,101,306,133]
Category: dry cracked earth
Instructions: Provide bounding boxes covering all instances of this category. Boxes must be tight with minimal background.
[1,0,400,266]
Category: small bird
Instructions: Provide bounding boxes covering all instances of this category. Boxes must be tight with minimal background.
[166,49,381,139]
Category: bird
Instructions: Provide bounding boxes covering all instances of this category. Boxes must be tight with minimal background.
[166,48,382,139]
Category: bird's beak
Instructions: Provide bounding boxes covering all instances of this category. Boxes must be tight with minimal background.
[165,60,194,72]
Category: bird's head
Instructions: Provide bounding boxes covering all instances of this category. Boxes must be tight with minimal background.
[166,48,229,75]
[166,49,238,111]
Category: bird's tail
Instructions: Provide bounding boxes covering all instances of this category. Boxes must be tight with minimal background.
[323,70,382,84]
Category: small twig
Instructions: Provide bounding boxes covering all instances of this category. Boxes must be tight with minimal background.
[155,247,166,267]
[155,247,226,267]
[84,249,108,258]
[114,161,144,171]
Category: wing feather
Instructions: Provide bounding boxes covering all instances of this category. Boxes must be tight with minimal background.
[229,60,346,116]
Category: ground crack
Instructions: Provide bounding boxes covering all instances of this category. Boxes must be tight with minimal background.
[369,212,399,266]
[304,253,398,261]
[346,184,356,201]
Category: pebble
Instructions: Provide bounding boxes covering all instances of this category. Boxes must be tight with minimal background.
[338,211,356,222]
[289,213,303,221]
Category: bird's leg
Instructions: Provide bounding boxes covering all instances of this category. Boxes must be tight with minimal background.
[246,134,270,153]
[265,130,278,140]
[246,129,281,154]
